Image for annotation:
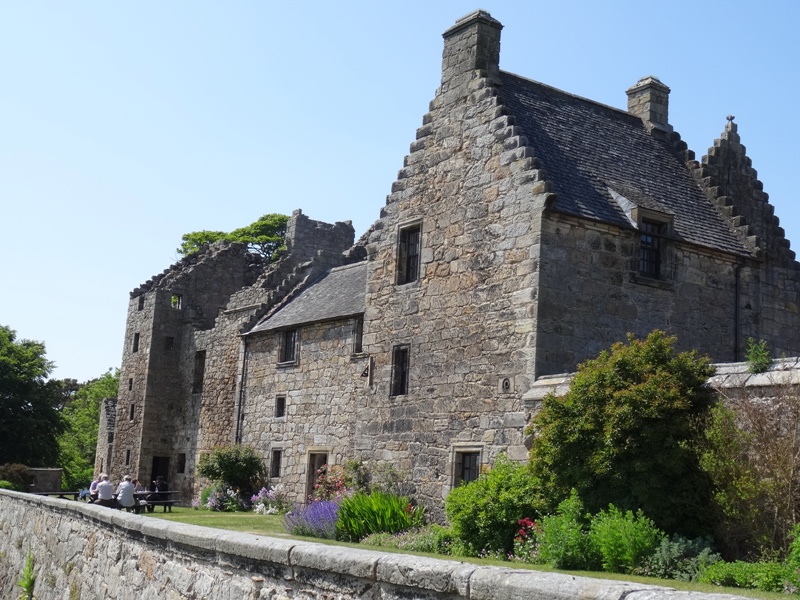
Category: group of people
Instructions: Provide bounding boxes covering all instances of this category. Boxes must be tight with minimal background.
[87,473,168,512]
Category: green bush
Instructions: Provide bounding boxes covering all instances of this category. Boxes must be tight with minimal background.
[587,505,663,573]
[529,331,715,536]
[635,535,720,581]
[0,480,16,490]
[787,524,800,570]
[538,490,595,570]
[746,338,772,374]
[699,560,799,593]
[336,490,424,542]
[361,524,453,554]
[445,454,542,556]
[0,464,29,491]
[196,445,265,495]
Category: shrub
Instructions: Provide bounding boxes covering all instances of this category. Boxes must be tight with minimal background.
[445,454,542,556]
[361,524,453,554]
[250,484,290,514]
[787,524,800,570]
[0,464,29,491]
[529,331,715,536]
[699,560,800,593]
[0,480,17,490]
[202,483,249,512]
[635,534,720,581]
[587,505,663,573]
[196,445,265,495]
[537,490,595,570]
[512,517,544,564]
[312,464,350,501]
[746,338,772,374]
[284,500,339,539]
[336,490,424,542]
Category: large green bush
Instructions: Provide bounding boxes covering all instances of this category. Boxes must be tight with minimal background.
[537,490,595,569]
[0,463,29,491]
[336,490,424,542]
[588,505,663,573]
[699,560,799,593]
[196,444,265,495]
[445,454,542,556]
[529,331,715,536]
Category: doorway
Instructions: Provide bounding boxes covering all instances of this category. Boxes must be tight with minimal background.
[306,452,328,501]
[150,456,170,489]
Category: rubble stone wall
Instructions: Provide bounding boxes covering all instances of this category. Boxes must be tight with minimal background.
[0,491,744,600]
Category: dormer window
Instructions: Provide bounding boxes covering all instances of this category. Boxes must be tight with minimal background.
[639,220,667,278]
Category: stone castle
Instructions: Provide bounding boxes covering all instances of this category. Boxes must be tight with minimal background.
[96,10,800,511]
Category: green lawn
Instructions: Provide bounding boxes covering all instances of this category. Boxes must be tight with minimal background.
[146,509,789,600]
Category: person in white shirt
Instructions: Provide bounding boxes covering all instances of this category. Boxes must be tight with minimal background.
[96,474,115,508]
[116,475,136,512]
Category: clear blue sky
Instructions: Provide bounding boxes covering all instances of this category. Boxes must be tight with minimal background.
[2,2,798,382]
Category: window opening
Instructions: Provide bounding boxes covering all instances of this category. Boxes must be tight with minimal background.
[128,378,133,391]
[107,432,114,444]
[170,294,182,309]
[132,333,140,353]
[352,317,364,354]
[397,225,421,284]
[275,395,286,418]
[639,220,666,278]
[390,345,410,396]
[177,453,186,474]
[125,449,131,466]
[129,403,135,422]
[165,336,174,350]
[455,451,480,486]
[306,452,328,500]
[271,449,282,478]
[280,329,297,363]
[193,350,206,393]
[137,295,145,311]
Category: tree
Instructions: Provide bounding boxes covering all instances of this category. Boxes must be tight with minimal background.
[529,331,715,536]
[57,369,119,490]
[177,213,289,260]
[0,326,65,466]
[196,444,265,495]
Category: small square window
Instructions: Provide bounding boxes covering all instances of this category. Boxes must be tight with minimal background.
[352,317,364,354]
[177,453,186,474]
[390,345,410,396]
[165,336,174,350]
[137,295,145,311]
[132,332,140,353]
[170,294,182,309]
[280,329,298,364]
[275,395,286,418]
[455,451,480,486]
[271,449,282,478]
[397,225,421,285]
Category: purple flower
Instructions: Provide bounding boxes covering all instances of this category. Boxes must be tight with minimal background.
[284,500,340,539]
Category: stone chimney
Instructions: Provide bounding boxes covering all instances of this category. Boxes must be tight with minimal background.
[440,10,503,98]
[626,76,672,132]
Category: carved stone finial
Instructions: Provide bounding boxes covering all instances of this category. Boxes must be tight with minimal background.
[727,115,735,122]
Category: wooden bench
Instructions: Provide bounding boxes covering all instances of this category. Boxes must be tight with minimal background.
[145,499,177,513]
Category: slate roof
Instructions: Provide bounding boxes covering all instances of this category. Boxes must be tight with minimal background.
[249,262,367,333]
[500,72,751,257]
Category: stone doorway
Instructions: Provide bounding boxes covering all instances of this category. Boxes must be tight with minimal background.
[306,452,328,501]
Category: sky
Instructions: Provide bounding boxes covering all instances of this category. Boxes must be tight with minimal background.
[1,2,798,383]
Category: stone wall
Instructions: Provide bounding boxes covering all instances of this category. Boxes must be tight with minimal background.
[0,491,748,600]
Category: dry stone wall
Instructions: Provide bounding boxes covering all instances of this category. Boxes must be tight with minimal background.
[0,491,749,600]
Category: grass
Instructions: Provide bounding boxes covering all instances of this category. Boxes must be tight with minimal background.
[146,509,791,599]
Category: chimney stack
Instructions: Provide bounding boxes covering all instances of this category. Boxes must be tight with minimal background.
[626,76,672,132]
[440,10,503,99]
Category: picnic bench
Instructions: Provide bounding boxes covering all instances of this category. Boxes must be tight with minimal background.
[36,491,81,501]
[133,490,180,513]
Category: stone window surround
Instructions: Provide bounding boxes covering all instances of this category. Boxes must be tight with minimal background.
[396,220,423,286]
[270,447,283,478]
[633,207,674,282]
[390,344,410,397]
[278,329,299,366]
[351,317,364,355]
[449,444,484,488]
[274,394,286,418]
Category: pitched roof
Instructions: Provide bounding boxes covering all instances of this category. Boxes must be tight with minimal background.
[500,72,751,257]
[249,262,366,333]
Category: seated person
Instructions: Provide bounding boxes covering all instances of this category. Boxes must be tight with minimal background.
[95,474,116,508]
[116,475,136,512]
[132,478,145,493]
[88,476,101,502]
[146,475,168,512]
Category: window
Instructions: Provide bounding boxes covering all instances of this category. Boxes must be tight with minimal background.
[170,294,182,309]
[638,220,667,278]
[107,432,114,444]
[352,317,364,354]
[137,295,145,311]
[125,449,131,466]
[177,453,186,474]
[271,449,282,478]
[280,329,297,364]
[193,350,206,393]
[165,336,174,350]
[129,403,135,422]
[390,345,410,396]
[128,378,133,391]
[455,451,480,486]
[397,225,421,284]
[275,395,286,418]
[132,332,140,353]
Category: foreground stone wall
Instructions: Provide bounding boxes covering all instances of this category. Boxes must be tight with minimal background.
[0,491,748,600]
